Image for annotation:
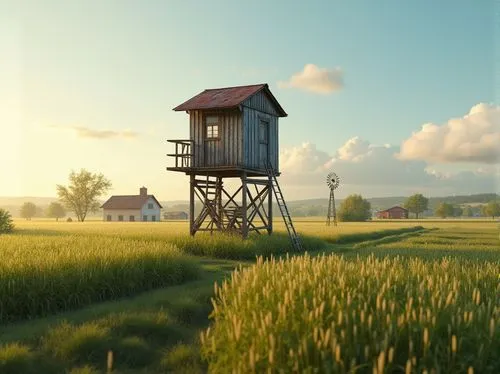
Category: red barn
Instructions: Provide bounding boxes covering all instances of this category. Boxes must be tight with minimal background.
[376,206,408,219]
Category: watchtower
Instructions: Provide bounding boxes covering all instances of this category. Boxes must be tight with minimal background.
[167,83,301,249]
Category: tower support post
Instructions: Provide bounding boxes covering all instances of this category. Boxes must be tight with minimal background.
[189,174,195,236]
[267,175,273,235]
[241,172,248,239]
[186,172,273,238]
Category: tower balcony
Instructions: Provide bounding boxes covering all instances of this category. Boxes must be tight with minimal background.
[166,139,193,171]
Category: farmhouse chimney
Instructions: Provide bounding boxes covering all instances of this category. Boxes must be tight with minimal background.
[140,186,147,197]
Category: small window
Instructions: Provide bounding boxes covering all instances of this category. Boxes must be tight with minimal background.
[143,215,147,221]
[118,215,123,222]
[106,215,112,221]
[129,215,135,222]
[148,203,153,209]
[152,215,156,222]
[206,115,219,139]
[259,120,268,144]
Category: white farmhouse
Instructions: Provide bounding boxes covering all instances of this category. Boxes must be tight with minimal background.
[101,187,163,222]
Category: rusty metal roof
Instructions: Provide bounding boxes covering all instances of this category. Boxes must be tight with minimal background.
[173,83,287,117]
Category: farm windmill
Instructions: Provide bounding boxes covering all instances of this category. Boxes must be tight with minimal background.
[326,172,340,226]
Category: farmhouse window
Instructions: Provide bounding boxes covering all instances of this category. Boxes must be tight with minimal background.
[143,215,147,221]
[206,115,219,139]
[152,215,156,222]
[148,203,153,209]
[129,215,135,221]
[106,215,112,221]
[118,215,123,221]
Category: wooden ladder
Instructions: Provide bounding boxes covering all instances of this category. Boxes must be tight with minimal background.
[265,162,303,252]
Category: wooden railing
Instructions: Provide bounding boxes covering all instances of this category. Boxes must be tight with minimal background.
[167,139,193,168]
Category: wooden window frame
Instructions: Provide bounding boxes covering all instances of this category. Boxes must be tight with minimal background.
[148,203,153,209]
[205,114,220,140]
[259,118,269,145]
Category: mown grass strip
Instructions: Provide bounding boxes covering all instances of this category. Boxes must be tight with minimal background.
[352,228,430,249]
[326,226,426,244]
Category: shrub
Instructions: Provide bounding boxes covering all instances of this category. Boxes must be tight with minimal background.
[0,208,14,234]
[338,194,371,222]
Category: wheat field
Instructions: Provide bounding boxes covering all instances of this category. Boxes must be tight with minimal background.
[0,219,498,373]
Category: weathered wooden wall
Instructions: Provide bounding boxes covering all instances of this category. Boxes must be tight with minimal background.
[189,110,243,167]
[188,89,280,172]
[242,90,279,171]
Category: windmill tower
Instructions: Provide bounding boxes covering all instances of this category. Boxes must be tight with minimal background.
[326,172,340,226]
[166,84,302,251]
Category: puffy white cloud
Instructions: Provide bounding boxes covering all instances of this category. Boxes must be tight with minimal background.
[398,103,500,164]
[278,64,343,94]
[278,138,498,199]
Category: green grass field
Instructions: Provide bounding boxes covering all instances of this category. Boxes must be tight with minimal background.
[0,219,498,373]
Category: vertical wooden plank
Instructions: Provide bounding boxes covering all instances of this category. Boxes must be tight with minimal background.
[243,108,247,168]
[268,178,273,234]
[242,172,248,238]
[189,174,195,236]
[275,119,279,172]
[238,114,242,166]
[196,111,204,167]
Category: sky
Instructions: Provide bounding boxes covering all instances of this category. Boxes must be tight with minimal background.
[1,0,499,201]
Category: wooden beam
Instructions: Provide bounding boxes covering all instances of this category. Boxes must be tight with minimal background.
[246,185,269,227]
[189,174,195,236]
[245,178,270,186]
[241,172,248,239]
[268,175,273,235]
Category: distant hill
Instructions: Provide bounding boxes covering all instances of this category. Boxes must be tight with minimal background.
[2,193,496,218]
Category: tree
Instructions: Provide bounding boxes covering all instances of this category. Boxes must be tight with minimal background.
[0,208,14,234]
[46,202,66,221]
[483,200,500,219]
[435,202,454,218]
[56,169,112,222]
[20,202,37,220]
[453,206,463,217]
[404,194,429,219]
[462,205,473,217]
[338,194,371,222]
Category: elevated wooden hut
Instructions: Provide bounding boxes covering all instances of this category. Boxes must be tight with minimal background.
[167,83,301,249]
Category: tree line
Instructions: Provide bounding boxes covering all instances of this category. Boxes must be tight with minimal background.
[322,193,500,222]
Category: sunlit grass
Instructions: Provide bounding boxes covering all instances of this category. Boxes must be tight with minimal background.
[0,235,201,323]
[2,219,499,372]
[202,253,500,373]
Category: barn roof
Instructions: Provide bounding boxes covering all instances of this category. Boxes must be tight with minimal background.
[378,206,408,213]
[172,83,287,117]
[101,195,163,210]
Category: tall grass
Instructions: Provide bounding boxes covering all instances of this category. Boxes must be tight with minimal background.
[0,235,200,323]
[171,232,327,260]
[202,254,500,373]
